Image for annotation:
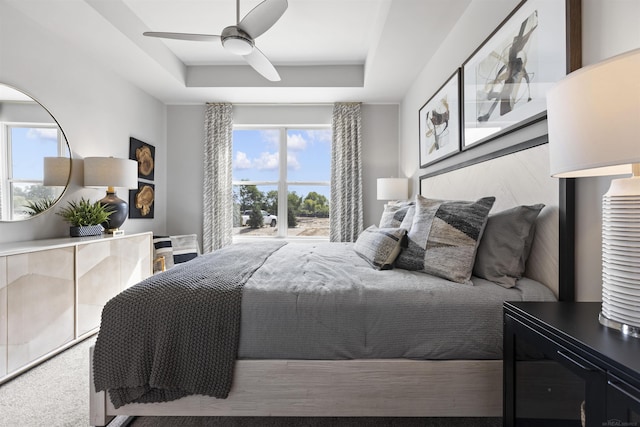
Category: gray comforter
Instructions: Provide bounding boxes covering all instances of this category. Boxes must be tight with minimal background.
[92,241,286,408]
[238,242,556,360]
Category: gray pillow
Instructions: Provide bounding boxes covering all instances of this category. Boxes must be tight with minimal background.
[395,195,495,284]
[354,225,407,270]
[379,201,415,229]
[473,204,545,288]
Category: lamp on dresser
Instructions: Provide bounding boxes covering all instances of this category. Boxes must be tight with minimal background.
[83,156,138,234]
[547,48,640,337]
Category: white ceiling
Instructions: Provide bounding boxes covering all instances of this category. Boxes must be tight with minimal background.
[7,0,472,104]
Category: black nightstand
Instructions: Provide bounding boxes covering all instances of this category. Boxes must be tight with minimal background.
[503,301,640,427]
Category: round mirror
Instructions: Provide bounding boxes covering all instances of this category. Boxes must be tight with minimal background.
[0,83,71,221]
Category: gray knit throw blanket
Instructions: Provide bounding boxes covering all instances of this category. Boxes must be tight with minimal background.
[93,241,287,409]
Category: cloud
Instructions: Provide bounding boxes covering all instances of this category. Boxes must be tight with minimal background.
[259,129,280,148]
[234,151,252,169]
[287,133,307,151]
[305,129,332,144]
[254,151,279,170]
[287,152,300,170]
[27,127,58,141]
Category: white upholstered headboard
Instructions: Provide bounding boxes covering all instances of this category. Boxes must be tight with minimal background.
[420,144,560,297]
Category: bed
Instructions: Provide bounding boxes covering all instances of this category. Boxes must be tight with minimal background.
[89,143,572,425]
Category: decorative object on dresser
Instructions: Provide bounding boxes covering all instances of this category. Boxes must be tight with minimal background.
[56,197,113,237]
[547,48,640,337]
[83,157,138,234]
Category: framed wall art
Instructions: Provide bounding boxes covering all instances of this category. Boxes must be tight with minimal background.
[129,137,155,181]
[129,182,155,219]
[419,69,461,168]
[462,0,580,148]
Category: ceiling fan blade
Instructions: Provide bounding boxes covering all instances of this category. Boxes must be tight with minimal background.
[237,0,288,39]
[143,32,221,42]
[242,47,281,81]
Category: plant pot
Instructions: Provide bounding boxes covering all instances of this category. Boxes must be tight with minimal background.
[69,225,103,237]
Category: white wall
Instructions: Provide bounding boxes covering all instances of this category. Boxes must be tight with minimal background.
[0,2,167,243]
[165,103,400,241]
[399,0,640,301]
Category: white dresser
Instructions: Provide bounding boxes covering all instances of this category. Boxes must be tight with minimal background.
[0,232,152,384]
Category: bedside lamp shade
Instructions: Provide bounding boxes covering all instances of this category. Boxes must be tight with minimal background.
[84,157,138,233]
[548,48,640,178]
[377,178,408,201]
[547,48,640,338]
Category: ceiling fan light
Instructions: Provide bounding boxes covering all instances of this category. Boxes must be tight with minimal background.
[222,37,254,55]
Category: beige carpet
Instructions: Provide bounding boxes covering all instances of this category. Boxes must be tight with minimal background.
[0,338,500,427]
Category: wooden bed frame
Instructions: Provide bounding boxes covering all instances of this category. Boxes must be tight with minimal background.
[89,143,574,425]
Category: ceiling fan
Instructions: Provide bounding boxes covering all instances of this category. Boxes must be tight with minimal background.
[143,0,288,82]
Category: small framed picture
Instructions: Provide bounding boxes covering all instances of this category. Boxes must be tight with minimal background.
[129,137,155,181]
[129,182,155,219]
[419,69,461,168]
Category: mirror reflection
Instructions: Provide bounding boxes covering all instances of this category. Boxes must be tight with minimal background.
[0,83,71,221]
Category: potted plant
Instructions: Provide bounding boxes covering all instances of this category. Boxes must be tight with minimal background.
[57,197,113,237]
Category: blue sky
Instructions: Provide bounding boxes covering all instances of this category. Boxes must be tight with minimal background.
[233,128,331,199]
[11,126,59,180]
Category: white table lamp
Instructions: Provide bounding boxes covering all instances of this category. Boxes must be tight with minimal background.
[377,178,409,203]
[547,48,640,337]
[84,157,138,234]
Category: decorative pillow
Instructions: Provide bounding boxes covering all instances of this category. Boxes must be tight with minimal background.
[354,225,407,270]
[473,204,545,288]
[395,195,495,284]
[379,201,415,229]
[152,235,174,272]
[171,234,200,264]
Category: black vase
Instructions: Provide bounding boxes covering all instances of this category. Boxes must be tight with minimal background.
[99,190,129,232]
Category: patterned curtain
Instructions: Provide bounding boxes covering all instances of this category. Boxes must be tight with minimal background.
[330,102,364,242]
[203,103,233,253]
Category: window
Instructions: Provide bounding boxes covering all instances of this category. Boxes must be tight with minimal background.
[1,123,65,220]
[232,127,331,239]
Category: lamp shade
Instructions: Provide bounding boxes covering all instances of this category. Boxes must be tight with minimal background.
[377,178,408,201]
[547,48,640,178]
[43,157,71,186]
[84,157,138,189]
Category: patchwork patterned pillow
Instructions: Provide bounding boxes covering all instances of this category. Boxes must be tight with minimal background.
[473,204,545,288]
[171,234,200,264]
[395,195,495,284]
[354,225,407,270]
[379,201,415,229]
[152,235,174,272]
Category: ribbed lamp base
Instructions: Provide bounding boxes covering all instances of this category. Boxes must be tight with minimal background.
[600,178,640,338]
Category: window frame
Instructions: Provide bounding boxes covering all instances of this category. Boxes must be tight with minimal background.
[232,125,331,240]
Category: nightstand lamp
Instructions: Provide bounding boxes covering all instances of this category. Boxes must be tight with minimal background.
[377,178,408,205]
[547,48,640,337]
[84,157,138,234]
